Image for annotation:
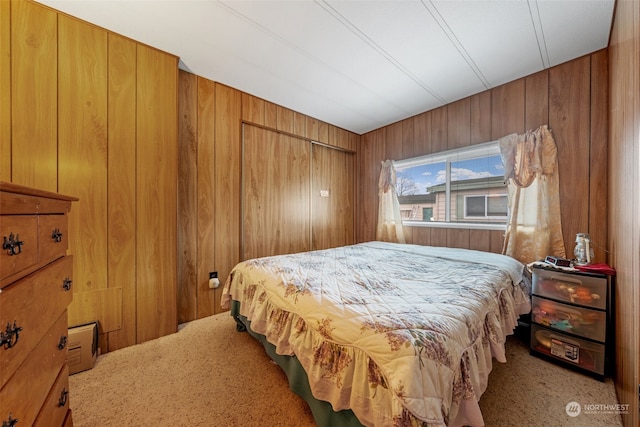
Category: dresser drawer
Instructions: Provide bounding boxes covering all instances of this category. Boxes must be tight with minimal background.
[0,215,38,284]
[0,256,73,388]
[532,267,607,310]
[531,295,606,342]
[34,364,71,427]
[0,311,69,427]
[531,324,605,375]
[39,214,69,265]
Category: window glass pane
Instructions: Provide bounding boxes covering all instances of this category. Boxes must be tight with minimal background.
[396,161,444,221]
[466,196,486,217]
[487,195,508,216]
[450,153,505,223]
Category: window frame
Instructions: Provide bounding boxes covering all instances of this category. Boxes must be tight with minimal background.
[393,140,508,231]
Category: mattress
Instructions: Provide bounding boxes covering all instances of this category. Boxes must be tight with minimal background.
[221,241,531,426]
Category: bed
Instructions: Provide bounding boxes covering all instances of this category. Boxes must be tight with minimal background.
[221,241,531,426]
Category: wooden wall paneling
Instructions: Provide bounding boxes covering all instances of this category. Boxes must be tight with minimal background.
[589,50,608,263]
[264,100,278,129]
[407,226,428,246]
[214,83,242,312]
[68,287,122,332]
[318,120,329,144]
[489,229,505,254]
[335,127,347,152]
[312,145,354,250]
[447,228,469,249]
[348,128,359,152]
[11,0,57,191]
[293,111,306,138]
[177,70,198,324]
[385,121,403,160]
[431,106,448,152]
[470,91,491,144]
[350,132,360,153]
[57,15,108,297]
[328,126,346,151]
[401,118,415,158]
[524,70,549,131]
[447,98,471,149]
[197,77,217,317]
[242,125,274,259]
[0,0,10,182]
[277,105,294,134]
[430,228,447,247]
[241,93,264,125]
[491,79,525,139]
[243,126,310,259]
[305,116,319,141]
[326,124,336,149]
[356,129,385,243]
[549,56,591,256]
[609,2,640,424]
[106,33,137,351]
[469,229,491,252]
[413,111,431,156]
[136,44,178,343]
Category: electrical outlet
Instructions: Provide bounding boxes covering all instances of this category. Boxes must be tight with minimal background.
[208,271,220,289]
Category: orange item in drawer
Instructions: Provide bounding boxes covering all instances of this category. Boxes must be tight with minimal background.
[531,295,606,342]
[532,267,607,310]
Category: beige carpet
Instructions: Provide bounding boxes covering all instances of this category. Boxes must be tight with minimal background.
[69,313,623,427]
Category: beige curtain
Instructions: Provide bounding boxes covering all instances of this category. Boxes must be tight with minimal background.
[499,125,565,264]
[376,160,405,243]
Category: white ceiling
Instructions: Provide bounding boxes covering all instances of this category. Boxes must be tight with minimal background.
[38,0,615,135]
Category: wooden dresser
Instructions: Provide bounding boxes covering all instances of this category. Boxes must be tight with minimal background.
[0,182,78,427]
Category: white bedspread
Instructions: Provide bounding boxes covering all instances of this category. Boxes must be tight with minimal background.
[221,242,531,426]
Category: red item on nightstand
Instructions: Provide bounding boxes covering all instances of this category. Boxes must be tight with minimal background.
[574,263,616,275]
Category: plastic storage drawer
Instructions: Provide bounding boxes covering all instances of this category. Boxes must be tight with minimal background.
[531,295,606,342]
[532,267,607,310]
[530,324,605,375]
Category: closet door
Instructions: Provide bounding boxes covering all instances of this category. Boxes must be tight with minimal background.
[242,125,310,260]
[311,144,355,250]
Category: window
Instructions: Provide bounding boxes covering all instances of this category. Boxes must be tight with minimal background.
[393,141,507,230]
[464,195,508,219]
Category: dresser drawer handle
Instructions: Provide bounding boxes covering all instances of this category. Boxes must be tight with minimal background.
[62,277,73,291]
[51,228,64,243]
[2,413,18,427]
[58,335,68,350]
[58,388,69,408]
[2,233,24,256]
[0,321,22,350]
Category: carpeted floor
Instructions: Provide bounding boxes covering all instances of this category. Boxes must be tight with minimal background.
[69,313,623,427]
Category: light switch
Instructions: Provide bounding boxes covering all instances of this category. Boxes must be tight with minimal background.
[320,190,330,197]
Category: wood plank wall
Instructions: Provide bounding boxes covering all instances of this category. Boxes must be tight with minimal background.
[1,0,178,352]
[609,0,640,425]
[357,51,609,264]
[177,72,358,324]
